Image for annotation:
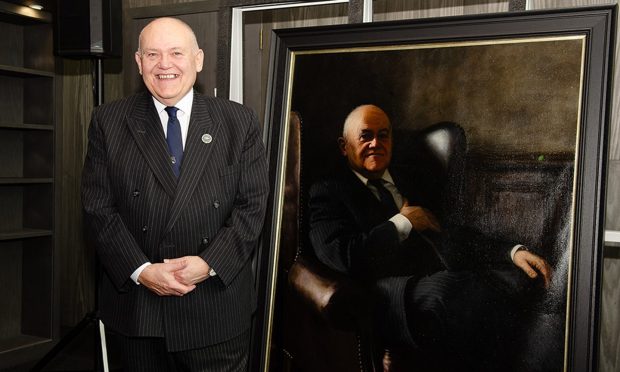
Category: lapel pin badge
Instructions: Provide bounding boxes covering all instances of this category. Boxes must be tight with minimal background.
[202,134,213,144]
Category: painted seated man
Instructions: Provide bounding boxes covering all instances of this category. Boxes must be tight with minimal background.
[307,104,552,371]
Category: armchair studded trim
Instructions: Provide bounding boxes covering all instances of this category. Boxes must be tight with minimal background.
[282,111,378,372]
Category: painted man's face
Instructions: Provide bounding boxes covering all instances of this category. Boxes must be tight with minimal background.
[339,106,393,179]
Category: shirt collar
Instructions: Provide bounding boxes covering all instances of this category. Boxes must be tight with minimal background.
[152,89,194,116]
[351,169,394,186]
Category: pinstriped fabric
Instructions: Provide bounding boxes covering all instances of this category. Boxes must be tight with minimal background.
[119,330,250,372]
[173,330,250,372]
[81,91,269,351]
[119,335,173,372]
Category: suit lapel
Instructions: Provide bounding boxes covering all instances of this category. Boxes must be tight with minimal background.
[126,93,177,199]
[164,94,219,234]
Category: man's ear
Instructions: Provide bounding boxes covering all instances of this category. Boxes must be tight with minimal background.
[134,52,143,75]
[195,49,204,72]
[337,137,347,156]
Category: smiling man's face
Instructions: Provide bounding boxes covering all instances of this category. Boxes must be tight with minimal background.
[339,105,393,180]
[135,18,204,106]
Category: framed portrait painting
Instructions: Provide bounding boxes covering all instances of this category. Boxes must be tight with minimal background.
[252,6,616,372]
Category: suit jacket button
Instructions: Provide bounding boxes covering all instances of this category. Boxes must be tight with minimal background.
[201,237,210,245]
[132,190,140,197]
[142,225,148,233]
[213,201,220,209]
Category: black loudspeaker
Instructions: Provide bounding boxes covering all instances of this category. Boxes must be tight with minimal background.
[55,0,122,58]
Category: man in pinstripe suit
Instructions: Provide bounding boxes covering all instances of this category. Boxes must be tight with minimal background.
[308,104,552,370]
[81,17,268,371]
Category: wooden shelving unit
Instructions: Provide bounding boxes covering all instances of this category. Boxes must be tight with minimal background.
[0,1,56,369]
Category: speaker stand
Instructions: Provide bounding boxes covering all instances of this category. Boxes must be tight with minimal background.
[31,57,109,372]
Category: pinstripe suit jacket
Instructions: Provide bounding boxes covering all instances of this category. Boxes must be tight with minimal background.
[81,91,269,351]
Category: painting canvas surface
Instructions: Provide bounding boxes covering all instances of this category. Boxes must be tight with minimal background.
[280,36,584,371]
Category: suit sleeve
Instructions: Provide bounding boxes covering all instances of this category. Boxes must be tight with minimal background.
[81,109,149,291]
[199,108,269,287]
[308,180,402,278]
[439,224,517,270]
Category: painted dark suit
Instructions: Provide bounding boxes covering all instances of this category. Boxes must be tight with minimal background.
[81,91,269,351]
[308,166,518,349]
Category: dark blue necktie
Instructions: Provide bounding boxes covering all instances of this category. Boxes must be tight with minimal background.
[368,178,399,215]
[165,106,183,178]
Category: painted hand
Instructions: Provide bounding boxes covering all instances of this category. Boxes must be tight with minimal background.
[513,249,552,289]
[400,199,441,233]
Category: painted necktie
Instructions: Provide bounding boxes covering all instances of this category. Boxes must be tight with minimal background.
[368,178,399,215]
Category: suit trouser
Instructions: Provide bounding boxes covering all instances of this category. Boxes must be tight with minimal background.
[118,330,250,372]
[405,270,514,371]
[374,271,515,371]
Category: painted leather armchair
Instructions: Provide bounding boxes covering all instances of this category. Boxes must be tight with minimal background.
[279,115,467,372]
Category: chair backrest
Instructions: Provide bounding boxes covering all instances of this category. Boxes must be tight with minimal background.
[390,122,467,226]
